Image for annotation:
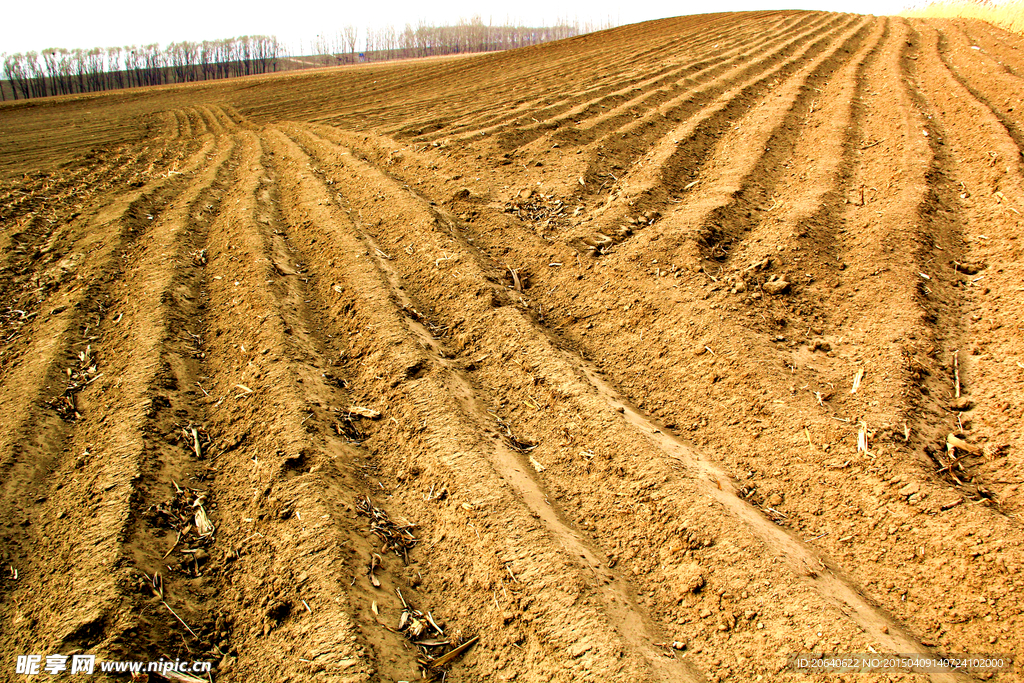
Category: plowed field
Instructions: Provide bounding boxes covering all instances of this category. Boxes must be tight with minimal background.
[2,11,1024,682]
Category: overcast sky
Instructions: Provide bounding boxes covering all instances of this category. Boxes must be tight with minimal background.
[2,0,910,55]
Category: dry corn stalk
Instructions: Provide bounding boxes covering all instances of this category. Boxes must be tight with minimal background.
[857,421,869,454]
[356,497,418,561]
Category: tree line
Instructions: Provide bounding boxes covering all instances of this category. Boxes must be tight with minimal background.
[2,16,615,101]
[306,16,613,64]
[2,36,282,101]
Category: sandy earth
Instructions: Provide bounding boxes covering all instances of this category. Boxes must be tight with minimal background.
[1,10,1023,682]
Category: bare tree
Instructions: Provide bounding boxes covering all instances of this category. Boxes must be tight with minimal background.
[4,53,26,99]
[0,15,609,101]
[343,25,358,62]
[107,47,124,89]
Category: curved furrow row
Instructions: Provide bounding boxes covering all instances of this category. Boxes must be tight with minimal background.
[782,17,1024,661]
[186,107,210,137]
[0,130,205,400]
[905,20,1022,501]
[908,20,1024,521]
[757,15,981,657]
[549,15,816,144]
[934,24,1024,165]
[213,104,242,131]
[304,13,790,138]
[567,14,855,233]
[402,28,727,141]
[561,16,1024,664]
[695,16,1024,663]
[267,124,670,681]
[477,14,819,156]
[665,16,878,263]
[169,109,187,139]
[218,103,255,129]
[176,108,194,139]
[785,16,936,440]
[196,105,228,136]
[722,16,888,282]
[391,15,755,131]
[411,12,795,148]
[0,135,197,388]
[199,105,229,134]
[274,123,699,682]
[562,14,820,135]
[285,123,972,681]
[419,43,739,149]
[0,134,222,659]
[538,14,841,190]
[957,18,1024,80]
[574,15,866,257]
[52,134,239,661]
[144,129,381,680]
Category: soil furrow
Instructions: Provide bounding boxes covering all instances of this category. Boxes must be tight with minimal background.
[724,16,888,285]
[556,14,822,142]
[6,11,1024,681]
[0,136,195,390]
[433,13,796,149]
[934,25,1024,164]
[187,107,210,137]
[171,129,380,680]
[573,14,855,233]
[0,134,221,660]
[287,123,968,681]
[909,20,1024,516]
[678,17,877,263]
[385,17,748,139]
[957,19,1024,80]
[63,134,239,662]
[271,124,699,682]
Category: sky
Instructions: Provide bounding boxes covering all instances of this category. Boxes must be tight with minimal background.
[1,0,911,56]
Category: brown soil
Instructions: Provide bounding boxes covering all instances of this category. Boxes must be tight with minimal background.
[1,10,1023,683]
